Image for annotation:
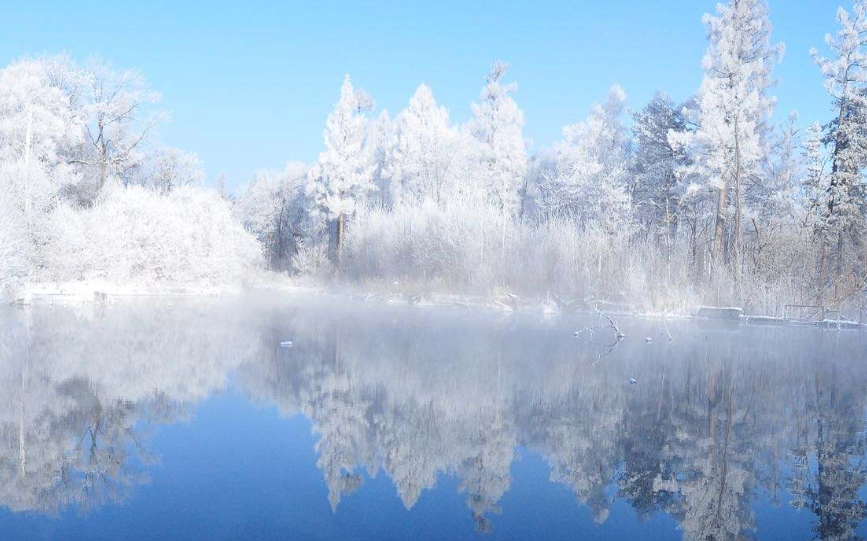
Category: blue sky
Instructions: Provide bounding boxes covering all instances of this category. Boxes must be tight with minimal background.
[1,0,844,189]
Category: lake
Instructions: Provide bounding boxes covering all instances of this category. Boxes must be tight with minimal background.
[1,295,866,540]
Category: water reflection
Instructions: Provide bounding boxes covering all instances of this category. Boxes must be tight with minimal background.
[1,298,866,540]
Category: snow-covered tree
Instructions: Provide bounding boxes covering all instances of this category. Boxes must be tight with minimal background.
[541,85,633,235]
[306,74,374,267]
[0,57,83,296]
[632,93,692,242]
[467,61,527,214]
[811,0,867,276]
[802,121,829,227]
[71,59,163,196]
[235,162,308,271]
[755,112,802,224]
[674,0,783,271]
[366,110,393,208]
[129,146,205,192]
[385,84,460,206]
[43,185,262,286]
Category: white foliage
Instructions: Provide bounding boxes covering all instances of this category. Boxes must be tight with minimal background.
[366,109,394,207]
[672,0,782,225]
[542,85,634,235]
[74,58,164,190]
[130,146,206,192]
[811,0,867,240]
[386,84,461,205]
[235,162,308,268]
[306,74,374,222]
[467,61,527,213]
[0,195,28,301]
[42,185,263,286]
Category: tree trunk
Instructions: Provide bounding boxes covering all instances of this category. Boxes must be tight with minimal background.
[336,213,345,271]
[733,116,743,285]
[713,177,729,265]
[828,99,848,278]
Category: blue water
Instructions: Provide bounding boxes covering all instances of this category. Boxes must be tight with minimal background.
[0,296,865,540]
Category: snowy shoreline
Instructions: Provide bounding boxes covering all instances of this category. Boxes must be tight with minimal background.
[14,279,863,333]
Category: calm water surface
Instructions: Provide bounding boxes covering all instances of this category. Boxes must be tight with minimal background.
[0,296,866,540]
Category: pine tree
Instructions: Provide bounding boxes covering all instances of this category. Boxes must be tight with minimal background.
[802,121,828,228]
[811,0,867,278]
[632,93,692,244]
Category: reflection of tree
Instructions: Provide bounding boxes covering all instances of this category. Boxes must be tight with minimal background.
[809,365,867,541]
[240,303,867,538]
[458,410,514,533]
[0,301,259,515]
[7,296,866,539]
[541,381,622,524]
[617,363,679,519]
[789,387,814,513]
[675,362,755,541]
[376,399,443,509]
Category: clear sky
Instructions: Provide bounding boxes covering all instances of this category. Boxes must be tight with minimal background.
[1,0,845,189]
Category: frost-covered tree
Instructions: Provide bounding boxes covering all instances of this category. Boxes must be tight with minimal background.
[43,185,262,286]
[811,0,867,277]
[756,112,802,224]
[674,0,783,272]
[802,121,829,228]
[467,61,527,214]
[306,74,374,268]
[632,93,692,243]
[542,85,633,235]
[365,110,393,208]
[235,162,308,271]
[386,84,460,205]
[0,57,82,297]
[70,59,163,196]
[129,146,205,192]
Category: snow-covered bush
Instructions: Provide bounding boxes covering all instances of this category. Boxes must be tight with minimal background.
[345,198,506,289]
[234,163,308,271]
[41,184,262,288]
[292,240,333,277]
[343,198,697,310]
[0,196,28,302]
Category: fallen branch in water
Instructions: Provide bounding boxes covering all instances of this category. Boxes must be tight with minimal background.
[574,307,626,344]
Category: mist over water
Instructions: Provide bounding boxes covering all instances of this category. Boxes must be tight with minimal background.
[1,297,866,540]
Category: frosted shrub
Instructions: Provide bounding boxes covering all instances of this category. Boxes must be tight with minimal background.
[42,185,262,287]
[0,198,28,302]
[345,200,695,308]
[346,199,506,289]
[292,240,333,278]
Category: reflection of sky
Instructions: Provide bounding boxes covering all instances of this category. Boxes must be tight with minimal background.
[0,387,684,541]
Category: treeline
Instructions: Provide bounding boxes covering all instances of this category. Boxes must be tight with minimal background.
[235,0,867,316]
[2,0,867,316]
